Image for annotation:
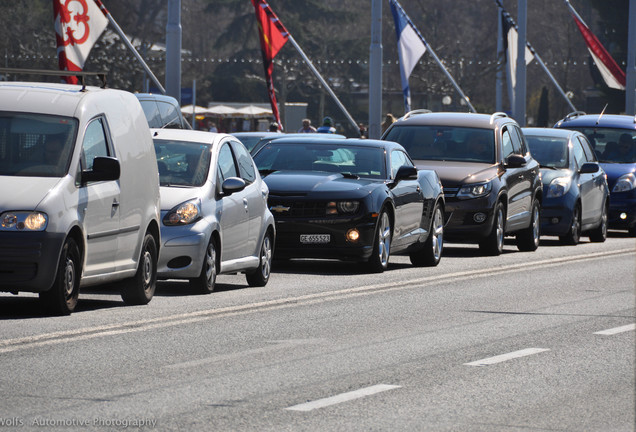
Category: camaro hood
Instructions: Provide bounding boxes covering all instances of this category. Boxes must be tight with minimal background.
[0,176,62,210]
[600,162,635,185]
[264,171,377,198]
[160,186,203,210]
[414,161,498,187]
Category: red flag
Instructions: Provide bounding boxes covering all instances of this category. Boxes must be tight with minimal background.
[251,0,289,130]
[571,12,626,90]
[53,0,108,84]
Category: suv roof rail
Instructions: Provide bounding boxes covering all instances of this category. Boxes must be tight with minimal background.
[563,110,586,121]
[402,109,432,120]
[0,67,107,91]
[489,112,508,124]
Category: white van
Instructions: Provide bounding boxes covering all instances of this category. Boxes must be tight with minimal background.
[0,81,161,315]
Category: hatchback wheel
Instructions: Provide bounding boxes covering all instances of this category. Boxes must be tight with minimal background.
[246,231,273,287]
[560,203,581,245]
[190,237,217,293]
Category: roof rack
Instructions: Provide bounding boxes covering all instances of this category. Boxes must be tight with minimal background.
[0,68,107,91]
[563,111,586,122]
[489,112,508,124]
[402,109,432,120]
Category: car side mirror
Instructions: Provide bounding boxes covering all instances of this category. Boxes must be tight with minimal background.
[394,165,418,181]
[81,156,120,184]
[221,177,246,196]
[580,162,600,174]
[505,154,526,168]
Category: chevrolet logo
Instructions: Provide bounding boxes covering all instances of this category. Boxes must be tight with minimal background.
[270,205,291,213]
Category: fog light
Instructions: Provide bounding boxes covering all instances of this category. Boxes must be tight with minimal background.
[551,217,559,224]
[473,212,487,223]
[620,212,627,220]
[346,228,360,242]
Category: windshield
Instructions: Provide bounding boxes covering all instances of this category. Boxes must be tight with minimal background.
[525,135,569,169]
[154,139,211,186]
[252,142,387,179]
[0,113,77,177]
[568,127,636,163]
[384,125,495,163]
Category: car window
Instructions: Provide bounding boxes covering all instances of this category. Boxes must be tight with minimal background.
[390,149,409,178]
[218,142,238,181]
[154,139,211,187]
[572,139,587,170]
[578,136,596,162]
[230,140,256,183]
[525,135,568,168]
[565,127,636,163]
[157,101,183,129]
[509,125,523,154]
[501,127,514,159]
[138,100,163,129]
[81,118,110,171]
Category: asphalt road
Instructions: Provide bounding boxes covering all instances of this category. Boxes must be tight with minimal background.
[0,233,634,431]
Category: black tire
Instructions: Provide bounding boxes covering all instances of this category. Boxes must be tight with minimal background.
[560,203,581,245]
[190,237,217,294]
[517,199,541,251]
[367,210,392,273]
[121,233,157,305]
[40,237,81,315]
[588,202,607,242]
[410,203,444,267]
[479,201,505,256]
[246,230,273,287]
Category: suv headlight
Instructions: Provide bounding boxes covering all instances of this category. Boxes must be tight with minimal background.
[612,173,636,193]
[546,177,572,198]
[0,211,48,231]
[457,181,492,199]
[163,199,201,226]
[326,201,360,215]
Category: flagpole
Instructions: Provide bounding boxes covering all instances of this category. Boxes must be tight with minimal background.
[391,0,476,113]
[627,0,636,115]
[285,34,358,132]
[92,0,166,94]
[496,0,576,112]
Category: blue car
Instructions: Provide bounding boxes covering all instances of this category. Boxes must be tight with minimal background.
[555,113,636,236]
[523,128,609,244]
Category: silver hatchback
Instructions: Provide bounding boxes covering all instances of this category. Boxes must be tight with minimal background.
[152,129,275,292]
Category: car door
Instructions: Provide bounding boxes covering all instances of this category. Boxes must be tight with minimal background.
[230,139,265,256]
[578,135,606,222]
[216,141,249,263]
[78,117,120,277]
[503,125,533,231]
[573,136,601,225]
[389,149,424,247]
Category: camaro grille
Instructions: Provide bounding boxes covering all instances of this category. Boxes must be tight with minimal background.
[269,199,328,218]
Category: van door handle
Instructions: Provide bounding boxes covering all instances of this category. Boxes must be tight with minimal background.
[243,198,249,211]
[112,199,120,208]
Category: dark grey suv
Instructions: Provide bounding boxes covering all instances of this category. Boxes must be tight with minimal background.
[383,112,542,255]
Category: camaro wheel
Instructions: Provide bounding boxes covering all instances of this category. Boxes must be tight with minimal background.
[191,237,217,294]
[40,237,81,315]
[588,202,608,243]
[410,203,443,267]
[479,201,505,256]
[246,231,273,287]
[121,233,157,305]
[368,210,392,273]
[517,199,540,251]
[560,203,581,245]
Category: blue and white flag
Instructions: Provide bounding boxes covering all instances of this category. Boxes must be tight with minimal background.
[389,0,427,112]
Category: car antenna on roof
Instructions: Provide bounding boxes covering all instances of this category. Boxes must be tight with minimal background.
[596,104,608,125]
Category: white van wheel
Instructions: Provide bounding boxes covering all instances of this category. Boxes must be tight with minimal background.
[121,233,157,305]
[40,238,81,315]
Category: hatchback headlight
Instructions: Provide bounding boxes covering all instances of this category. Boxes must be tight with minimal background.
[163,200,201,226]
[546,177,572,198]
[612,173,636,193]
[457,181,492,199]
[0,211,48,231]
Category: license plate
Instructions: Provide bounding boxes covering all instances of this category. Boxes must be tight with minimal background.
[300,234,330,244]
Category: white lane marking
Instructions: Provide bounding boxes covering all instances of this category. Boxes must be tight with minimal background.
[1,248,632,354]
[464,348,550,366]
[594,323,636,335]
[286,384,401,412]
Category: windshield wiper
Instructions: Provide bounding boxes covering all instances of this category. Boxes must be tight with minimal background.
[340,172,359,179]
[538,164,558,170]
[259,169,279,177]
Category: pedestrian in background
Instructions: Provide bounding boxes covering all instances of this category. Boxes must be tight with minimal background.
[381,113,396,134]
[316,116,336,134]
[298,118,317,133]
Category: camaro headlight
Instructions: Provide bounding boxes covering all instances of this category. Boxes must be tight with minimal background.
[547,177,572,198]
[326,201,360,215]
[0,211,48,231]
[164,200,201,226]
[612,173,636,193]
[457,181,492,199]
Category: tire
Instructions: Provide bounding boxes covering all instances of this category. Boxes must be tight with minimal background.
[588,202,607,242]
[367,210,392,273]
[517,199,541,251]
[190,237,217,294]
[246,230,273,287]
[121,233,157,305]
[479,201,505,256]
[40,237,81,315]
[560,203,581,245]
[410,203,444,267]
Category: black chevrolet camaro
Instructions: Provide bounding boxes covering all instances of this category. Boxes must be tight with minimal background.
[251,137,445,272]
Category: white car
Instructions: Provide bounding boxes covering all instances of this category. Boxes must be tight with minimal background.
[152,129,275,292]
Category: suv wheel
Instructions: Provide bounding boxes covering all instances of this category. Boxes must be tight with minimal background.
[517,199,540,251]
[479,202,505,256]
